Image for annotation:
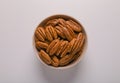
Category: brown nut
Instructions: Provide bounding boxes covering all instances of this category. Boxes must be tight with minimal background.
[58,19,76,38]
[60,43,70,58]
[79,34,85,50]
[71,39,81,55]
[52,56,60,67]
[39,50,52,65]
[56,40,67,56]
[46,19,59,26]
[46,39,59,54]
[36,41,48,50]
[68,38,76,52]
[37,27,46,39]
[59,24,73,41]
[45,26,53,41]
[71,33,83,54]
[35,30,45,41]
[73,50,82,61]
[56,41,68,56]
[48,25,58,39]
[59,54,74,66]
[55,26,66,39]
[66,20,82,32]
[70,20,82,32]
[66,25,76,38]
[49,39,60,56]
[58,18,66,26]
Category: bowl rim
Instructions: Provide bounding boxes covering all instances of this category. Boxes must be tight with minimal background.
[33,14,88,70]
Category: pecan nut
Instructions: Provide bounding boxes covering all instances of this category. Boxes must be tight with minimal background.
[66,20,82,32]
[37,27,46,39]
[60,43,70,58]
[36,41,48,50]
[46,39,59,54]
[56,40,66,56]
[59,24,73,41]
[59,54,74,66]
[48,25,58,39]
[55,26,66,39]
[49,39,60,56]
[45,26,53,41]
[46,19,59,26]
[52,56,59,67]
[35,30,45,41]
[39,50,51,64]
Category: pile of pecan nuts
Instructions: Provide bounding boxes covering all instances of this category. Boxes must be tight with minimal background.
[34,17,85,67]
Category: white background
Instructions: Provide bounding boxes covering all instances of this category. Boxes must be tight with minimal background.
[0,0,120,83]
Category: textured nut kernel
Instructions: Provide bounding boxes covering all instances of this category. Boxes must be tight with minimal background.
[58,18,66,26]
[58,19,76,38]
[39,50,51,64]
[37,27,46,39]
[48,25,58,39]
[35,30,45,41]
[46,19,59,26]
[55,40,63,54]
[45,26,53,41]
[59,54,74,66]
[71,39,77,52]
[71,39,81,55]
[60,41,68,53]
[46,39,59,54]
[66,20,82,32]
[73,50,82,61]
[77,33,83,39]
[68,38,76,52]
[72,33,84,55]
[55,26,66,39]
[49,39,60,56]
[66,25,76,38]
[74,33,84,52]
[79,34,85,49]
[70,20,82,31]
[59,55,69,66]
[56,40,66,56]
[59,24,73,41]
[76,33,83,50]
[73,33,83,50]
[52,56,59,67]
[58,18,76,36]
[57,41,68,56]
[36,41,48,50]
[60,43,70,58]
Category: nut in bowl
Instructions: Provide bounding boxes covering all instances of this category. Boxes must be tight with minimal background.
[33,14,87,69]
